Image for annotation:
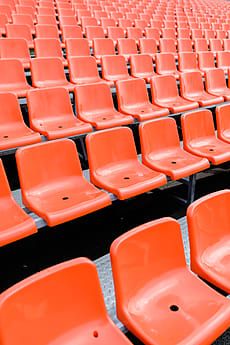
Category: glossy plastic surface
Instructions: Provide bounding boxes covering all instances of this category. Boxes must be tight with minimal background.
[205,68,230,101]
[198,52,215,73]
[116,78,169,121]
[68,56,103,85]
[30,57,75,91]
[86,126,166,199]
[187,190,230,293]
[65,38,91,58]
[110,217,230,345]
[34,38,67,65]
[130,54,156,82]
[0,258,132,344]
[16,139,111,226]
[27,87,92,139]
[101,55,133,84]
[93,38,115,62]
[0,159,37,247]
[0,38,30,69]
[181,109,230,164]
[216,103,230,143]
[151,75,199,113]
[155,53,180,79]
[139,118,209,180]
[180,71,224,106]
[117,38,138,60]
[75,83,133,129]
[0,58,33,97]
[6,23,33,48]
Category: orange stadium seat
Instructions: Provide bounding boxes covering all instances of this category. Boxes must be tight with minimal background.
[101,55,133,85]
[139,117,209,180]
[93,38,116,62]
[198,52,216,73]
[110,217,230,345]
[180,71,224,106]
[0,258,132,344]
[216,103,230,143]
[0,59,33,97]
[130,54,157,82]
[116,78,169,121]
[65,38,90,58]
[16,139,111,226]
[187,190,230,294]
[86,126,166,199]
[151,75,199,113]
[181,109,230,165]
[205,68,230,101]
[0,158,37,247]
[75,83,133,129]
[34,38,67,66]
[68,56,104,85]
[27,87,92,139]
[0,38,30,69]
[30,57,75,91]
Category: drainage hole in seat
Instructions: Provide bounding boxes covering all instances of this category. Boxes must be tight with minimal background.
[171,161,177,164]
[3,135,8,138]
[62,196,69,200]
[209,148,215,151]
[170,305,179,312]
[140,110,145,113]
[93,331,99,338]
[58,125,63,128]
[102,117,107,120]
[124,177,130,180]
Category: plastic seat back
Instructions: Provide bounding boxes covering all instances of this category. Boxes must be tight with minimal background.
[187,190,230,279]
[86,126,139,177]
[12,14,34,32]
[116,78,151,108]
[151,75,179,102]
[181,109,216,151]
[126,27,142,40]
[180,71,205,97]
[34,38,64,59]
[0,58,29,90]
[110,218,187,319]
[0,38,30,60]
[35,24,59,39]
[6,24,33,44]
[178,52,198,72]
[162,28,176,39]
[61,25,83,41]
[75,82,115,116]
[0,258,123,344]
[209,39,223,52]
[30,57,67,87]
[198,51,215,71]
[205,68,228,92]
[139,38,157,55]
[177,28,190,38]
[139,117,180,161]
[155,53,177,74]
[177,38,193,52]
[36,14,57,25]
[216,51,230,70]
[107,26,125,41]
[159,38,177,53]
[194,38,209,52]
[0,92,30,128]
[65,38,90,57]
[68,56,100,84]
[223,39,230,51]
[93,38,115,58]
[85,25,105,40]
[145,28,160,41]
[101,55,130,81]
[117,38,138,56]
[27,87,75,129]
[216,103,230,142]
[130,54,155,76]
